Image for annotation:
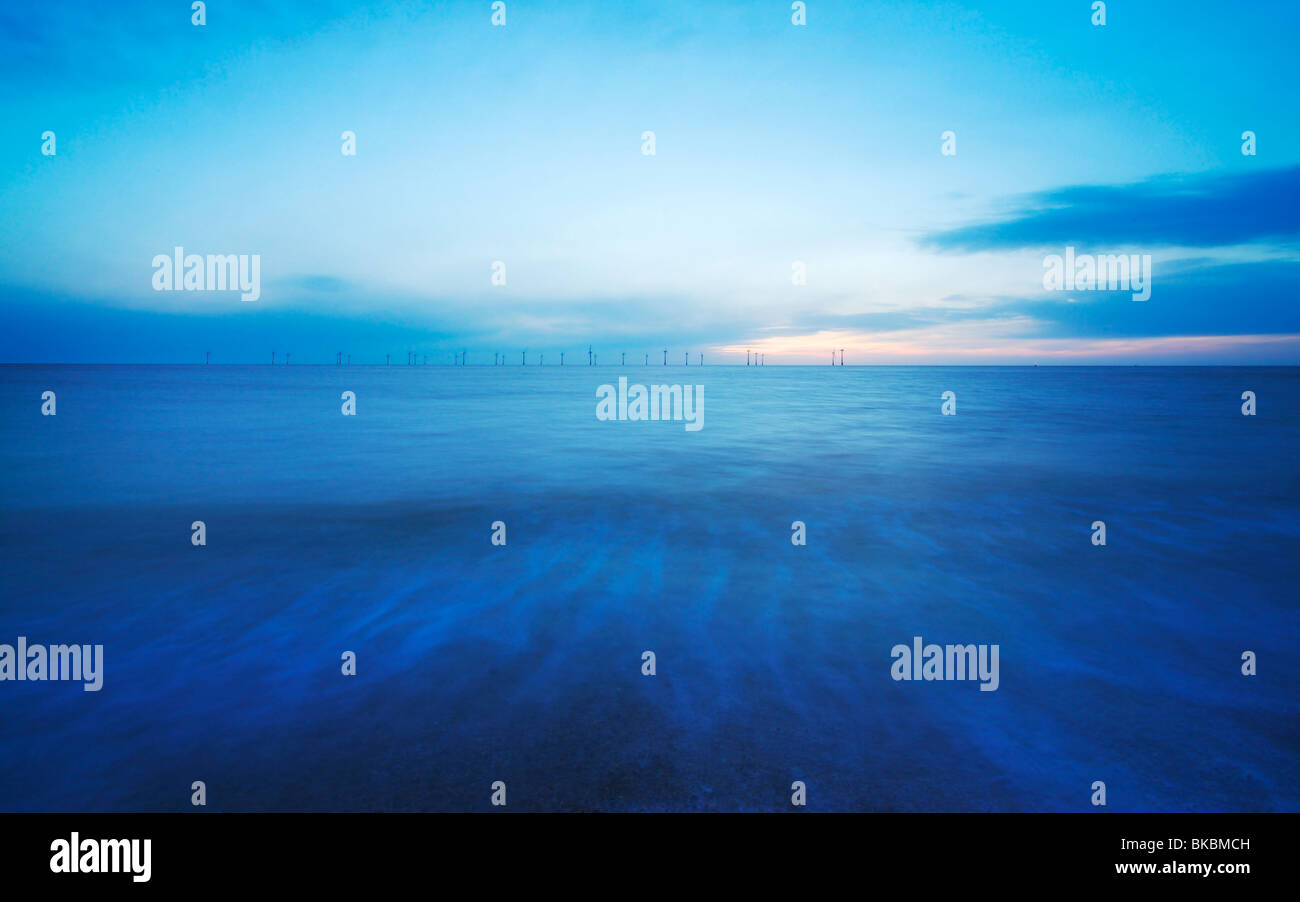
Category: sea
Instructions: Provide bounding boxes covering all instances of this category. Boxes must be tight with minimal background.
[0,364,1296,811]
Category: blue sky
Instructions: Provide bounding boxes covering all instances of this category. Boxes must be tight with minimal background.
[1,0,1297,363]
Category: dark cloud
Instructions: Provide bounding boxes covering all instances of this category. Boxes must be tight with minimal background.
[1002,258,1300,339]
[773,258,1300,343]
[0,285,760,364]
[923,166,1300,252]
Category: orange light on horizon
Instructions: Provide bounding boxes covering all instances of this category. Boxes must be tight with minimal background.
[712,330,1300,364]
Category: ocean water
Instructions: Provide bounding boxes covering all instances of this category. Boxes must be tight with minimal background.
[0,364,1296,812]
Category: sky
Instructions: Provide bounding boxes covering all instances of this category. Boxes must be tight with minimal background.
[1,0,1297,364]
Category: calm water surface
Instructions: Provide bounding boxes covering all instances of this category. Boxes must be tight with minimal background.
[1,365,1296,811]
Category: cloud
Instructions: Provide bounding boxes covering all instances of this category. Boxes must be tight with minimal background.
[0,284,766,363]
[923,166,1300,252]
[277,274,351,294]
[736,255,1300,363]
[1005,258,1300,338]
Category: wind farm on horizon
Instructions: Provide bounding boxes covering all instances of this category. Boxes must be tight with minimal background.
[187,347,866,366]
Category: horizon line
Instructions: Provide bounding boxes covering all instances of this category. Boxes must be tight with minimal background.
[4,362,1296,368]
